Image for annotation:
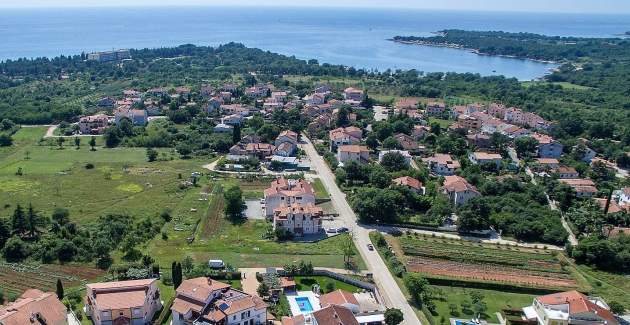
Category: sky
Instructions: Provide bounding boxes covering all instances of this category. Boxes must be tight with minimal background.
[1,0,630,13]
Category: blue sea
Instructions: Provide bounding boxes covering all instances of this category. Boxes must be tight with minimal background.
[1,6,630,80]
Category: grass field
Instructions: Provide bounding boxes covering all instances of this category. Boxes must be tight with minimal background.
[521,81,593,90]
[293,276,361,293]
[311,178,329,200]
[430,285,535,323]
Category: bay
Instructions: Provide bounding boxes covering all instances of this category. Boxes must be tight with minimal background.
[1,6,630,80]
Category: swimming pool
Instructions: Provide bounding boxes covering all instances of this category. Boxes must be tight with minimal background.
[295,296,314,312]
[455,321,476,325]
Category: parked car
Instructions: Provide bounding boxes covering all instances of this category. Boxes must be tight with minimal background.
[337,227,349,233]
[367,244,374,251]
[326,228,337,233]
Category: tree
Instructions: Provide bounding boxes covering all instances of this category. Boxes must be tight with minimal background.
[26,204,48,238]
[352,188,404,223]
[176,143,192,158]
[146,148,158,162]
[104,127,122,147]
[52,207,70,226]
[514,136,539,158]
[0,218,10,249]
[224,186,245,220]
[369,166,392,188]
[382,136,402,149]
[232,124,241,144]
[384,308,404,325]
[182,255,194,274]
[457,198,492,232]
[403,273,430,306]
[89,136,96,151]
[0,134,13,147]
[56,136,65,149]
[341,235,356,268]
[336,106,349,127]
[3,236,29,261]
[608,301,626,315]
[56,279,64,300]
[380,152,408,172]
[172,262,183,289]
[74,137,80,149]
[366,134,379,150]
[10,204,27,237]
[257,282,269,297]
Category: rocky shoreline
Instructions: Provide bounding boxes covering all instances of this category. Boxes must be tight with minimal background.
[389,38,559,65]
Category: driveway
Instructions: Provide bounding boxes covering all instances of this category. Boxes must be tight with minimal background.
[244,199,265,220]
[301,134,421,325]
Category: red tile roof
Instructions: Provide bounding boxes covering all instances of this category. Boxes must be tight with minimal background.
[393,176,423,190]
[0,289,67,325]
[319,290,359,308]
[536,291,617,325]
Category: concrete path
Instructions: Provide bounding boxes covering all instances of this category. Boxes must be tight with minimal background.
[301,134,422,325]
[240,268,265,297]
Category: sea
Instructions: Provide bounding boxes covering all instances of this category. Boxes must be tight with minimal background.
[1,6,630,80]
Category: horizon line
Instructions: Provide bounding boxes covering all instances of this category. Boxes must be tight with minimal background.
[0,4,629,15]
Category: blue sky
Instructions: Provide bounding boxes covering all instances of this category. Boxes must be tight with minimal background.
[3,0,630,13]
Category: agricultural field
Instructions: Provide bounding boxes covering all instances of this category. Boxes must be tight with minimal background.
[0,262,104,297]
[398,234,579,290]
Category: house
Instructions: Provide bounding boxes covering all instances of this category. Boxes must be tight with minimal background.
[395,98,419,110]
[97,96,116,108]
[535,158,561,169]
[222,104,250,117]
[501,125,531,139]
[273,203,323,236]
[275,142,297,157]
[488,103,507,118]
[312,305,359,325]
[272,91,288,102]
[378,150,412,165]
[559,179,598,198]
[319,290,360,314]
[242,134,262,144]
[220,91,232,102]
[206,97,223,113]
[343,87,364,102]
[175,86,191,98]
[441,175,481,206]
[412,125,430,140]
[87,49,131,62]
[466,133,492,150]
[246,85,270,98]
[456,115,482,130]
[573,143,597,163]
[305,93,326,106]
[337,145,370,165]
[532,133,564,158]
[275,130,299,147]
[213,123,233,134]
[79,114,109,134]
[329,127,362,151]
[393,133,420,153]
[308,114,332,134]
[171,277,267,325]
[200,84,214,98]
[425,102,446,116]
[85,279,162,325]
[603,226,630,238]
[114,108,148,126]
[123,89,141,98]
[468,152,502,169]
[223,114,243,126]
[393,176,424,194]
[554,166,579,179]
[222,83,238,93]
[422,154,461,175]
[521,290,618,325]
[0,289,70,325]
[314,84,332,94]
[264,178,315,217]
[147,87,169,97]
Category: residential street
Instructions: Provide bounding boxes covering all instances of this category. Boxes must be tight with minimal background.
[301,135,422,325]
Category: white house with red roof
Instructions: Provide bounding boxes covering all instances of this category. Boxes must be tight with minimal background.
[273,203,323,236]
[468,152,503,169]
[85,279,162,325]
[393,176,425,194]
[329,127,362,151]
[422,153,461,176]
[441,175,481,206]
[343,87,364,102]
[522,290,618,325]
[337,145,370,165]
[559,179,598,198]
[172,277,267,325]
[532,133,564,158]
[264,178,316,217]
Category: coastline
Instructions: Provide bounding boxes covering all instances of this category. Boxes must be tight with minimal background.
[388,38,560,65]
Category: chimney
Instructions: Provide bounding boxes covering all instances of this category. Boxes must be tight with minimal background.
[207,278,212,286]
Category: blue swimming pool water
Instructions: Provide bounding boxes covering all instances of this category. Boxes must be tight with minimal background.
[455,321,476,325]
[295,297,314,312]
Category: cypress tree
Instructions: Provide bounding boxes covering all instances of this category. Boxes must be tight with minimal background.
[56,279,64,300]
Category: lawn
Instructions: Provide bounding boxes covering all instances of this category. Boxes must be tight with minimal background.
[430,285,535,323]
[311,178,329,200]
[293,276,362,293]
[427,117,455,129]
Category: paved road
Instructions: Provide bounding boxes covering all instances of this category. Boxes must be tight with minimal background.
[301,135,421,325]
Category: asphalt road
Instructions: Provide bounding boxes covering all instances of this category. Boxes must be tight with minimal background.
[301,134,422,325]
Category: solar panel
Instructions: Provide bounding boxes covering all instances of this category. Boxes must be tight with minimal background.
[219,303,230,311]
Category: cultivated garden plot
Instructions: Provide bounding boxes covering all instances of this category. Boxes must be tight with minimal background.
[398,235,579,290]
